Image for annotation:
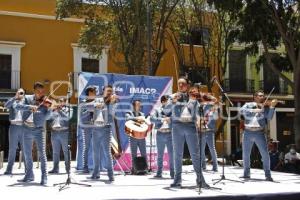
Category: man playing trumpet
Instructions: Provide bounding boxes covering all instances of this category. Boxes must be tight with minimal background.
[3,88,26,175]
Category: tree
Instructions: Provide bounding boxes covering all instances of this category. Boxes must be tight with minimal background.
[204,0,299,145]
[205,0,243,138]
[56,0,179,75]
[237,0,300,147]
[166,0,217,85]
[207,0,242,82]
[239,0,300,145]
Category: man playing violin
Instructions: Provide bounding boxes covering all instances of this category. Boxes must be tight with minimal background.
[79,85,99,173]
[150,95,174,179]
[16,82,51,185]
[170,78,208,188]
[189,86,219,172]
[239,90,278,181]
[3,88,26,175]
[90,85,117,181]
[125,99,148,174]
[48,98,73,174]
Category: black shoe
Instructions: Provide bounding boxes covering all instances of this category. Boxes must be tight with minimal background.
[40,178,47,185]
[18,177,34,183]
[266,177,274,182]
[198,181,210,188]
[109,177,115,182]
[154,174,162,178]
[90,175,100,180]
[82,168,90,174]
[4,171,12,175]
[170,182,182,188]
[240,175,250,179]
[48,170,59,174]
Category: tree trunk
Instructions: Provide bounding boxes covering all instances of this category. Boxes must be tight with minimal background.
[294,67,300,149]
[261,38,294,89]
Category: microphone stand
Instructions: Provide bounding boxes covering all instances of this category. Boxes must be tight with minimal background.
[212,78,244,185]
[194,87,221,193]
[148,125,153,173]
[53,73,91,191]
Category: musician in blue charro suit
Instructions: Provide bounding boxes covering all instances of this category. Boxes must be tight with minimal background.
[79,85,98,173]
[150,95,174,179]
[3,88,26,175]
[16,82,51,185]
[48,98,73,174]
[170,77,208,188]
[125,100,148,174]
[239,90,278,181]
[88,85,117,181]
[199,101,219,172]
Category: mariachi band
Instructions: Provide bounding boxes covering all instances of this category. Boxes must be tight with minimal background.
[2,76,280,187]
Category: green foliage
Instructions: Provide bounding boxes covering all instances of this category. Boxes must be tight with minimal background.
[56,0,84,19]
[256,53,293,73]
[56,0,179,75]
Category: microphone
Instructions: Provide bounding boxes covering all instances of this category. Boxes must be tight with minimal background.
[210,76,217,85]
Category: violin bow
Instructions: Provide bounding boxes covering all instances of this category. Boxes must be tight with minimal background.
[66,72,73,105]
[173,54,179,92]
[263,87,275,106]
[38,81,64,108]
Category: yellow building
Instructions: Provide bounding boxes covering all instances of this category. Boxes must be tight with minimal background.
[0,0,220,94]
[0,0,221,157]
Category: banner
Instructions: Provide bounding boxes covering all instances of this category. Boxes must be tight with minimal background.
[76,72,173,171]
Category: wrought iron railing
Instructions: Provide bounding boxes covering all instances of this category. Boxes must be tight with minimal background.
[224,78,248,93]
[246,79,255,93]
[260,80,291,95]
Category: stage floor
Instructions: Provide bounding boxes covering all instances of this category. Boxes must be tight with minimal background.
[0,162,300,200]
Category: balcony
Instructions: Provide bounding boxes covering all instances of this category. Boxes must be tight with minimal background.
[260,80,291,95]
[224,78,254,93]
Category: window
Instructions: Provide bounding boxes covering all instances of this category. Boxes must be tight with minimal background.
[181,28,210,46]
[228,50,247,92]
[82,58,99,73]
[185,67,210,85]
[72,44,108,89]
[262,53,280,93]
[0,54,12,89]
[0,41,24,90]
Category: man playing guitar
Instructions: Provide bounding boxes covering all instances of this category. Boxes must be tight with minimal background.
[125,100,148,174]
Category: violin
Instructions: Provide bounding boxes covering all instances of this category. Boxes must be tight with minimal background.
[189,91,218,105]
[104,94,119,104]
[36,96,53,108]
[257,99,285,108]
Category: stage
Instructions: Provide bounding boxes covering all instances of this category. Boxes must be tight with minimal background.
[0,162,300,200]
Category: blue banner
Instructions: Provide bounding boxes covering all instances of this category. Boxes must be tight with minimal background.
[76,72,173,170]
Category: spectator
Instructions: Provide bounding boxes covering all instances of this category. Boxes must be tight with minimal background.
[269,141,282,171]
[284,145,300,174]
